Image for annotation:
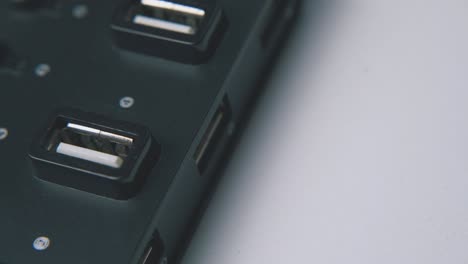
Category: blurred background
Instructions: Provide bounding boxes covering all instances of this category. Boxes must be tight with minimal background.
[182,1,468,263]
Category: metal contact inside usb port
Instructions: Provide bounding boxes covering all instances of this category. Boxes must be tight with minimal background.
[47,123,134,169]
[131,0,206,35]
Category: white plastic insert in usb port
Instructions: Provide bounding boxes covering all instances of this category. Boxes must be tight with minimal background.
[56,143,124,169]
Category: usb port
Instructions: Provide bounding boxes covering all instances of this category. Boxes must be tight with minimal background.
[111,0,226,63]
[193,97,231,173]
[29,109,160,200]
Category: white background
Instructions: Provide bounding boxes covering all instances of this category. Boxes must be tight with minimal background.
[183,1,468,263]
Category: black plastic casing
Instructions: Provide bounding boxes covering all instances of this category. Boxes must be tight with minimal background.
[0,0,300,263]
[29,109,159,200]
[8,0,56,10]
[0,42,24,74]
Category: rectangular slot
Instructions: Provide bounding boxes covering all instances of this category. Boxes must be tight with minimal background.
[260,0,297,49]
[193,97,231,173]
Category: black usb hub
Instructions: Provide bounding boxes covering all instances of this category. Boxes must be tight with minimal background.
[0,0,300,263]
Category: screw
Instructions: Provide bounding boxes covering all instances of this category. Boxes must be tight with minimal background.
[0,128,8,140]
[35,64,51,77]
[33,236,50,251]
[72,4,89,19]
[119,96,135,109]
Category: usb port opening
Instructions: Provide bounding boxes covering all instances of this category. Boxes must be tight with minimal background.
[111,0,226,63]
[193,97,231,173]
[29,109,159,199]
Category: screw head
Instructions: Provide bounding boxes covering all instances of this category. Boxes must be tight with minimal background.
[72,4,89,19]
[0,128,8,140]
[35,64,51,77]
[33,236,50,251]
[119,96,135,109]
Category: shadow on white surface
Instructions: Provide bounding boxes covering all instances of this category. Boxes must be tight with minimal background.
[183,1,468,263]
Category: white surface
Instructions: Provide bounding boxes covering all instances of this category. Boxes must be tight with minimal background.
[183,1,468,263]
